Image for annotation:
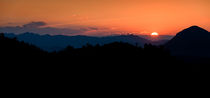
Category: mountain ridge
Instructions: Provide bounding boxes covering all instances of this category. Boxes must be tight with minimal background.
[4,32,153,52]
[166,26,210,57]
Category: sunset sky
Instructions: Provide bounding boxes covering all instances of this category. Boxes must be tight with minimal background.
[0,0,209,35]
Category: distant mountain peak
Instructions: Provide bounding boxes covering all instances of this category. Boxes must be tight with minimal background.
[188,25,208,31]
[179,25,208,35]
[188,25,203,29]
[173,26,209,40]
[166,26,210,57]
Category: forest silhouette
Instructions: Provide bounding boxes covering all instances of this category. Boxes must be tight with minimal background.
[0,33,201,72]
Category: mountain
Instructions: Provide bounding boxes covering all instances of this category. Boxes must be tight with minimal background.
[4,33,151,52]
[0,33,199,72]
[0,33,46,58]
[165,26,210,57]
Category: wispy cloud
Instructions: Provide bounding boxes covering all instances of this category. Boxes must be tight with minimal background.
[0,21,117,36]
[23,21,46,28]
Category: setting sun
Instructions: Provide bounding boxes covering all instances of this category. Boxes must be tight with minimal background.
[151,32,159,36]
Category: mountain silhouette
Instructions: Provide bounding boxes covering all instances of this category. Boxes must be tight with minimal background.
[166,26,210,57]
[4,33,151,52]
[0,32,199,72]
[0,33,46,60]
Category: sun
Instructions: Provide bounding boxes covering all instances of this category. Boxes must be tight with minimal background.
[151,32,159,36]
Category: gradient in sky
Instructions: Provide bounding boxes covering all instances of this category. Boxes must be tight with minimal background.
[0,0,209,35]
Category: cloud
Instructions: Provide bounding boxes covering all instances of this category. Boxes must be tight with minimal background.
[88,27,99,30]
[23,21,47,28]
[0,21,86,35]
[0,21,115,36]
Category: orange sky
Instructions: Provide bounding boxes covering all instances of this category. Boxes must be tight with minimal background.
[0,0,209,35]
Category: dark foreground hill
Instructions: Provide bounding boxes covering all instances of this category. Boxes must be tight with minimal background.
[0,33,197,72]
[165,26,210,70]
[166,26,210,57]
[0,33,47,58]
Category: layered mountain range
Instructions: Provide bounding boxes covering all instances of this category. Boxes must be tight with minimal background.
[5,33,167,51]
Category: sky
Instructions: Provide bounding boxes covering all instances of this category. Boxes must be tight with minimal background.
[0,0,209,36]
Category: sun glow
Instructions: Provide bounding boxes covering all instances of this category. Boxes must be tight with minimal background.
[151,32,159,36]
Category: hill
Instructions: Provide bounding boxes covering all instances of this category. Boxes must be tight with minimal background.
[165,26,210,57]
[0,33,198,72]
